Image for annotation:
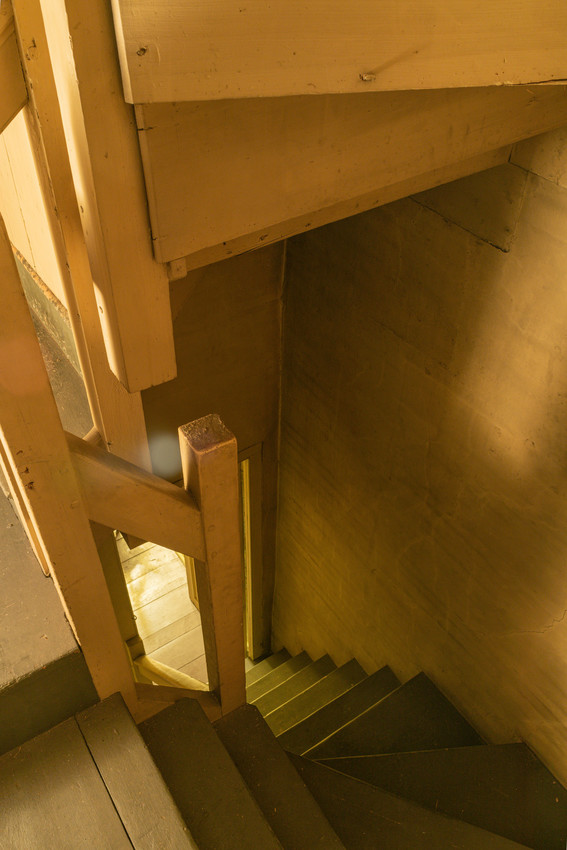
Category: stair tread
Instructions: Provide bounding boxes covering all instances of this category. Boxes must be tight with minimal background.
[0,717,133,849]
[265,659,367,737]
[277,666,400,755]
[307,672,483,758]
[252,654,337,716]
[139,699,282,850]
[214,703,345,850]
[246,651,312,702]
[291,753,531,849]
[317,742,567,850]
[246,649,291,686]
[77,694,197,849]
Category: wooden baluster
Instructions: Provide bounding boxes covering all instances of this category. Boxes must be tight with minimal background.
[179,414,246,715]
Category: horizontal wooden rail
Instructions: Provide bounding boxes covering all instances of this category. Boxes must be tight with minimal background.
[134,655,208,690]
[66,431,205,560]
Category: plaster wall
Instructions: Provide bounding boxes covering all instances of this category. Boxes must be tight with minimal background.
[274,127,567,783]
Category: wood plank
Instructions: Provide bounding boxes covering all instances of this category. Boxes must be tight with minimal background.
[66,430,205,560]
[180,414,246,714]
[246,649,292,687]
[139,699,282,849]
[0,215,136,710]
[246,652,312,703]
[25,0,176,392]
[214,704,345,850]
[291,754,531,850]
[316,743,567,850]
[134,654,207,691]
[276,667,401,756]
[150,625,205,672]
[77,693,198,849]
[265,659,367,737]
[134,682,221,722]
[306,673,483,759]
[0,718,132,849]
[136,85,567,264]
[252,655,337,717]
[90,522,138,643]
[11,1,152,466]
[110,0,567,102]
[0,2,26,133]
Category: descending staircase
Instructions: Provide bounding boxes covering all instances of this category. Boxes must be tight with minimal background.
[2,649,567,848]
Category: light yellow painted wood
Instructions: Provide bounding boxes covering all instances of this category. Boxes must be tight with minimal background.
[136,85,567,265]
[239,447,264,660]
[134,682,221,723]
[0,1,26,132]
[179,414,246,715]
[0,110,67,306]
[16,0,175,392]
[12,0,151,468]
[0,215,137,710]
[110,0,567,103]
[177,148,512,272]
[65,431,205,560]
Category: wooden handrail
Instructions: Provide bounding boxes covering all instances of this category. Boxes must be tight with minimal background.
[66,431,205,560]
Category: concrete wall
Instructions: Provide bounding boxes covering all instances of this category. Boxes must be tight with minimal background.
[274,127,567,784]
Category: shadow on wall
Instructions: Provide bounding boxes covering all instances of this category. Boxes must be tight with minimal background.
[274,151,567,785]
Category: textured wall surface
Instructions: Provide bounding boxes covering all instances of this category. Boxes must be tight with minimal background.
[274,130,567,784]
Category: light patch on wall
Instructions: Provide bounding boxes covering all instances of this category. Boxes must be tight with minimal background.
[148,431,181,479]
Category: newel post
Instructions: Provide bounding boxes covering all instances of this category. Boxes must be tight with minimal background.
[179,414,246,714]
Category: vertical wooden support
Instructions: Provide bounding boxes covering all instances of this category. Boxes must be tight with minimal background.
[11,0,152,468]
[179,415,246,715]
[0,216,137,710]
[90,522,142,657]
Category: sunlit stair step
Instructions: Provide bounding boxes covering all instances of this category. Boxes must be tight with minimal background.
[252,655,336,716]
[277,666,400,756]
[306,672,483,759]
[246,651,312,702]
[290,754,531,850]
[214,703,345,850]
[265,659,367,737]
[316,743,567,850]
[139,699,282,850]
[246,649,291,686]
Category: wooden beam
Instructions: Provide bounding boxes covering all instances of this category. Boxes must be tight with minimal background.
[0,215,137,710]
[11,2,151,467]
[0,2,26,133]
[110,0,567,103]
[135,85,567,265]
[66,432,205,560]
[179,415,246,715]
[14,0,176,393]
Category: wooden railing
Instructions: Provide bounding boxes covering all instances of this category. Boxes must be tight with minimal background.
[0,214,245,721]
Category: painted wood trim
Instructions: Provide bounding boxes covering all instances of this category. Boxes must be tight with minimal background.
[136,85,567,265]
[239,446,265,660]
[0,2,26,133]
[66,431,205,560]
[110,0,567,102]
[134,682,222,723]
[11,2,151,468]
[0,215,137,710]
[179,414,247,715]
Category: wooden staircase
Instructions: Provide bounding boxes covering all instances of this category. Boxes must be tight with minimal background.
[2,651,567,847]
